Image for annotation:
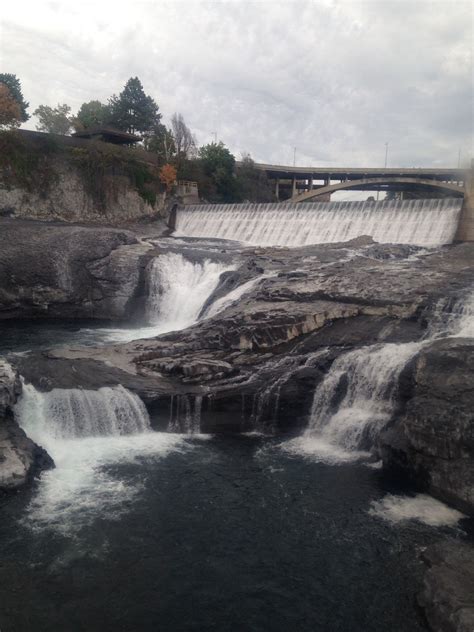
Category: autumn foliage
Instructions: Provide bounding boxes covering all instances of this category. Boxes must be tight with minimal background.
[0,84,22,129]
[159,163,177,191]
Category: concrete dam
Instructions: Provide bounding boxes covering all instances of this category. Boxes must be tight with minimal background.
[174,198,464,247]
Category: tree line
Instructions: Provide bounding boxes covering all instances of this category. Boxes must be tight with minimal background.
[0,73,275,203]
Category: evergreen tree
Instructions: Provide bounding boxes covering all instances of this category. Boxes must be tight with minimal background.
[0,74,29,122]
[108,77,161,135]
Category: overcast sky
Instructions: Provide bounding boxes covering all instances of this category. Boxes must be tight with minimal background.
[1,0,472,171]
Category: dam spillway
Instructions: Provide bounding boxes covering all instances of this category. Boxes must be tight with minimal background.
[175,198,463,247]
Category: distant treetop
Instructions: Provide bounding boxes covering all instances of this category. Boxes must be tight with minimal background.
[0,73,29,123]
[108,77,161,136]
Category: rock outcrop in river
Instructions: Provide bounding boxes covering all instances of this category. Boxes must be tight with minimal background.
[4,218,473,520]
[0,360,53,491]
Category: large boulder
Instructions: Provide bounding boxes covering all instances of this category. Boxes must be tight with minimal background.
[0,219,150,320]
[418,542,474,632]
[381,338,474,514]
[0,360,53,492]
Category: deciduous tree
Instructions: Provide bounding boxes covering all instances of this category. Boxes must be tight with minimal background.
[159,163,177,191]
[171,113,196,161]
[235,154,275,202]
[33,103,73,135]
[0,74,29,122]
[0,84,22,128]
[198,142,239,202]
[73,100,111,131]
[143,122,176,162]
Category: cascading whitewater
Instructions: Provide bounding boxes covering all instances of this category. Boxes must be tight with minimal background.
[168,394,203,434]
[146,252,234,330]
[14,383,187,533]
[175,198,463,247]
[285,289,474,462]
[304,343,422,453]
[426,290,474,339]
[102,252,234,343]
[16,383,151,444]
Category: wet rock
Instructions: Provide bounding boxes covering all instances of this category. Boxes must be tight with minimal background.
[418,542,474,632]
[0,360,54,492]
[381,338,474,514]
[0,218,149,320]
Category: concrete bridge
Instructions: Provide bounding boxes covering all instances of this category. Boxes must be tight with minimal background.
[251,162,473,241]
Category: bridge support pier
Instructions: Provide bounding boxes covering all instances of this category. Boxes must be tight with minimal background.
[455,164,474,241]
[275,179,280,201]
[292,176,297,197]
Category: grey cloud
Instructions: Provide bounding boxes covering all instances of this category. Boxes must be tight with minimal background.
[1,0,472,169]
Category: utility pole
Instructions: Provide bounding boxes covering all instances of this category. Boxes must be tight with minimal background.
[377,142,389,201]
[212,131,217,143]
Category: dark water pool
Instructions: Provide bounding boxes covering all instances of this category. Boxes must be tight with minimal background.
[1,433,472,632]
[1,322,472,632]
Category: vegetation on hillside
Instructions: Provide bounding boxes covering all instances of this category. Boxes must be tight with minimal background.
[0,73,275,204]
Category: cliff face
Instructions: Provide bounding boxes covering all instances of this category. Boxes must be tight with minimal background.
[0,219,151,320]
[0,162,166,224]
[0,131,167,225]
[381,338,474,514]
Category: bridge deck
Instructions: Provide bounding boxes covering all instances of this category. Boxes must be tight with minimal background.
[250,163,464,181]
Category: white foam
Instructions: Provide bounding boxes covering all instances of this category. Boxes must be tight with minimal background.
[369,493,465,527]
[279,435,371,465]
[146,252,234,330]
[15,383,192,534]
[203,274,271,318]
[23,432,190,535]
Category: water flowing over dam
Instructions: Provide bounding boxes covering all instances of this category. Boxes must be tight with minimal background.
[175,198,463,247]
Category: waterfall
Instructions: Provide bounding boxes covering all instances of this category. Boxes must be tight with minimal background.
[305,343,422,453]
[203,274,272,319]
[99,252,234,343]
[283,289,474,462]
[168,394,203,434]
[426,290,474,339]
[175,198,463,247]
[14,383,189,533]
[16,383,151,445]
[146,252,234,330]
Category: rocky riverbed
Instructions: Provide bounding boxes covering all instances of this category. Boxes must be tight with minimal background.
[1,217,473,631]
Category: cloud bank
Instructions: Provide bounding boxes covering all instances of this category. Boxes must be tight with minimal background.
[1,0,472,169]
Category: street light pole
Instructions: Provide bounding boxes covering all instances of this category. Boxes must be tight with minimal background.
[377,142,389,201]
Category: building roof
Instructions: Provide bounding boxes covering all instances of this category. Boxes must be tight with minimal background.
[72,127,142,145]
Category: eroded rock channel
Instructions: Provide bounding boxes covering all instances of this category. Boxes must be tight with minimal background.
[0,215,473,632]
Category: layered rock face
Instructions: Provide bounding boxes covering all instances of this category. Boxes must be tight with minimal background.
[0,219,151,320]
[382,338,474,514]
[0,360,53,491]
[1,219,473,518]
[419,542,474,632]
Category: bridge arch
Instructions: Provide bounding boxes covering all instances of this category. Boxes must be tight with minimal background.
[291,177,465,203]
